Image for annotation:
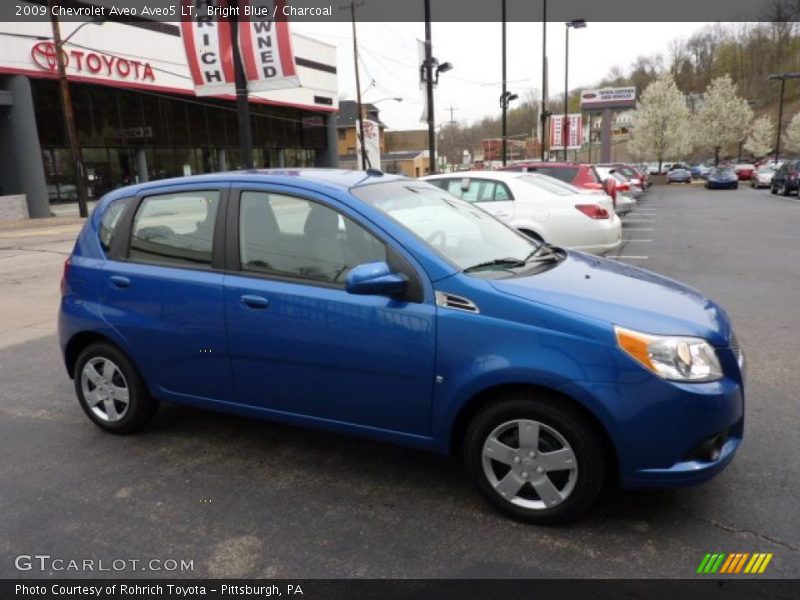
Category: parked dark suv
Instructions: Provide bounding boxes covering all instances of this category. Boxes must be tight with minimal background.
[771,159,800,196]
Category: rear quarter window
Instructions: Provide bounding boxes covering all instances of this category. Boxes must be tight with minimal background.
[98,198,131,252]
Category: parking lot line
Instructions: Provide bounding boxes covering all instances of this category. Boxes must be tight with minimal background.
[623,239,652,242]
[623,228,653,231]
[613,255,649,259]
[622,219,655,223]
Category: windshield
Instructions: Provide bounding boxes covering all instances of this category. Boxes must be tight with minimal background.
[352,181,540,273]
[516,174,577,196]
[712,169,735,177]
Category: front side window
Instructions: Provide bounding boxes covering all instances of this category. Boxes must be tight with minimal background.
[99,197,131,252]
[129,190,219,267]
[353,181,537,272]
[239,191,386,284]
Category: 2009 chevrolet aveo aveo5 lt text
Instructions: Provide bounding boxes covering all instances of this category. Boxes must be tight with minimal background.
[59,170,745,523]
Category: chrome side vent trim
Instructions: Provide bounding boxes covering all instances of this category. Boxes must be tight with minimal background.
[435,291,479,313]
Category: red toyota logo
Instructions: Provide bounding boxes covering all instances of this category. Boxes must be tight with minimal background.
[31,41,64,72]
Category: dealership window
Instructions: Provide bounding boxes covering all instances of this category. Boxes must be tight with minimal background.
[129,191,220,267]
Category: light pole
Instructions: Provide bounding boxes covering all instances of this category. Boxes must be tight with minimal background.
[768,73,800,165]
[563,19,586,161]
[540,0,548,161]
[420,1,452,177]
[500,92,519,165]
[47,5,103,218]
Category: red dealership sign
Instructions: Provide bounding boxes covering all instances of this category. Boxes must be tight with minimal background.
[30,41,155,82]
[550,114,583,151]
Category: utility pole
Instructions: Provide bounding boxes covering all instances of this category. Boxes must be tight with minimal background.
[231,0,254,169]
[49,1,89,218]
[540,0,548,161]
[424,0,436,174]
[341,2,368,169]
[766,74,800,165]
[501,0,508,166]
[563,23,569,161]
[446,105,458,167]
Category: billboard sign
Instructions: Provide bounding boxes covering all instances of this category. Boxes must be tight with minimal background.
[580,87,636,111]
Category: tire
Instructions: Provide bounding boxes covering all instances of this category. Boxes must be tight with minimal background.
[463,393,606,524]
[781,182,790,196]
[771,183,778,195]
[74,342,159,434]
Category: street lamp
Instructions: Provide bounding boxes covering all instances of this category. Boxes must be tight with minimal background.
[500,91,519,165]
[768,72,800,165]
[563,19,586,161]
[420,29,452,176]
[46,4,104,217]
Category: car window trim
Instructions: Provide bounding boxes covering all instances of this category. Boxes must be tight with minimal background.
[227,185,426,303]
[113,183,230,272]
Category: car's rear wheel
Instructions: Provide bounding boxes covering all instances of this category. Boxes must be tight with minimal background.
[464,394,606,524]
[74,342,158,434]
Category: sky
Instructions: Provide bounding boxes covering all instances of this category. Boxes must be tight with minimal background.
[293,21,710,131]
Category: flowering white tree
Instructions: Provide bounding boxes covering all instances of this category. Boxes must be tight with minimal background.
[692,75,754,165]
[784,112,800,152]
[628,74,692,171]
[743,115,774,158]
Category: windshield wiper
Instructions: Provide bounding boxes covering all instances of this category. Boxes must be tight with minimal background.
[463,257,527,273]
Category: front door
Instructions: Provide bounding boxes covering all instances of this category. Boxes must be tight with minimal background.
[223,187,437,435]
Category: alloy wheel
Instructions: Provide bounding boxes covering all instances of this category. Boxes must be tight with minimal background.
[481,419,578,510]
[80,357,130,422]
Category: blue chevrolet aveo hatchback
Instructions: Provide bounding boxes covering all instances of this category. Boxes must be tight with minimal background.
[59,169,745,523]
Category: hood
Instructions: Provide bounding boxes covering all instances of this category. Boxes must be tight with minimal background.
[489,252,730,345]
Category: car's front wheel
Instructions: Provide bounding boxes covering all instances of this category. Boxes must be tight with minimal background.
[464,394,606,524]
[74,342,159,434]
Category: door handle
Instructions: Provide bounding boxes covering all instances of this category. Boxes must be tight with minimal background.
[240,294,269,309]
[110,275,130,288]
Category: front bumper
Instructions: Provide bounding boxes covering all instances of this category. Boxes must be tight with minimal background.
[561,350,744,489]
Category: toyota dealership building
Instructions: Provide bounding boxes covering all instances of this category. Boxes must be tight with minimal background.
[0,5,339,217]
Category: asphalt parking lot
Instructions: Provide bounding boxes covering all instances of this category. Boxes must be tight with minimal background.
[1,183,798,579]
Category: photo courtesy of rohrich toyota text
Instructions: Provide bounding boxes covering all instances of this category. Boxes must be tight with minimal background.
[0,0,798,598]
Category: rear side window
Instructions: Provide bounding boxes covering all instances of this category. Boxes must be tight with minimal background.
[129,191,220,267]
[98,197,130,252]
[446,179,513,202]
[532,167,577,183]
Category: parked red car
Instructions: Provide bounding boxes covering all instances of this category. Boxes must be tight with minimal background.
[498,162,605,191]
[733,164,756,181]
[600,163,650,189]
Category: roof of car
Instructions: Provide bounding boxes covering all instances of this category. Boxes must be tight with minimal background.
[502,162,589,168]
[423,171,523,181]
[101,169,407,202]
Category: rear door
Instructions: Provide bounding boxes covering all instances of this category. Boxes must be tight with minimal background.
[104,183,234,403]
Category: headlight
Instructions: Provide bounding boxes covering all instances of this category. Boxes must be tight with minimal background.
[615,326,723,382]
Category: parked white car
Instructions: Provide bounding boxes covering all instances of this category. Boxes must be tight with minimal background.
[423,171,622,255]
[595,166,643,200]
[751,165,776,188]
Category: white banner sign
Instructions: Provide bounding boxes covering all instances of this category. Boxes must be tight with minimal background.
[180,0,235,96]
[356,119,381,170]
[550,114,583,150]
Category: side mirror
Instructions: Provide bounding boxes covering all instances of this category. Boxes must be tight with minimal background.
[345,262,407,297]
